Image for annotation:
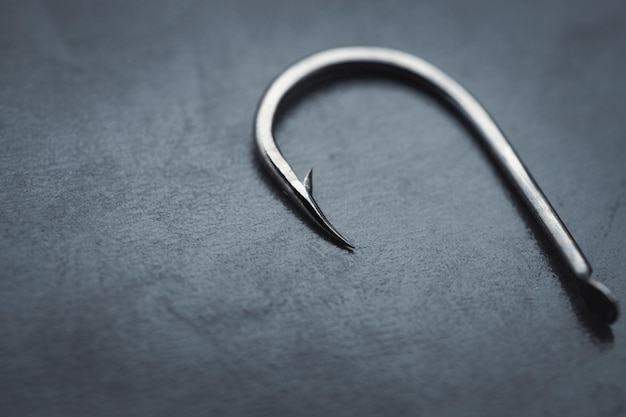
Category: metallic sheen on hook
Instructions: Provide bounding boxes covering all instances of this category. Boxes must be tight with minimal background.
[254,46,618,323]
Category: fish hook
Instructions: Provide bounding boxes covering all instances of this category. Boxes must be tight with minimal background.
[254,46,618,323]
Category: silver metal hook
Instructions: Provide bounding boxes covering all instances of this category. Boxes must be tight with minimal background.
[254,46,618,323]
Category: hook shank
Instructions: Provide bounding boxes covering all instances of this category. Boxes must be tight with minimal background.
[254,46,618,322]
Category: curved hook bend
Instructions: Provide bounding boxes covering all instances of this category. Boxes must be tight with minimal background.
[254,46,618,323]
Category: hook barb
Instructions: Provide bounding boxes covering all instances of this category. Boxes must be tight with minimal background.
[303,168,313,194]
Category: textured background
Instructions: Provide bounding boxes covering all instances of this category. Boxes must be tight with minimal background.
[1,0,626,416]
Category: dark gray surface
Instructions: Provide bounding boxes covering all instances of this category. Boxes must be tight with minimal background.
[1,0,625,416]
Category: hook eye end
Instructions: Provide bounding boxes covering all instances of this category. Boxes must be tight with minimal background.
[579,278,619,324]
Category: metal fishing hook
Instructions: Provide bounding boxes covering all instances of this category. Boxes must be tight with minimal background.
[254,46,618,323]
